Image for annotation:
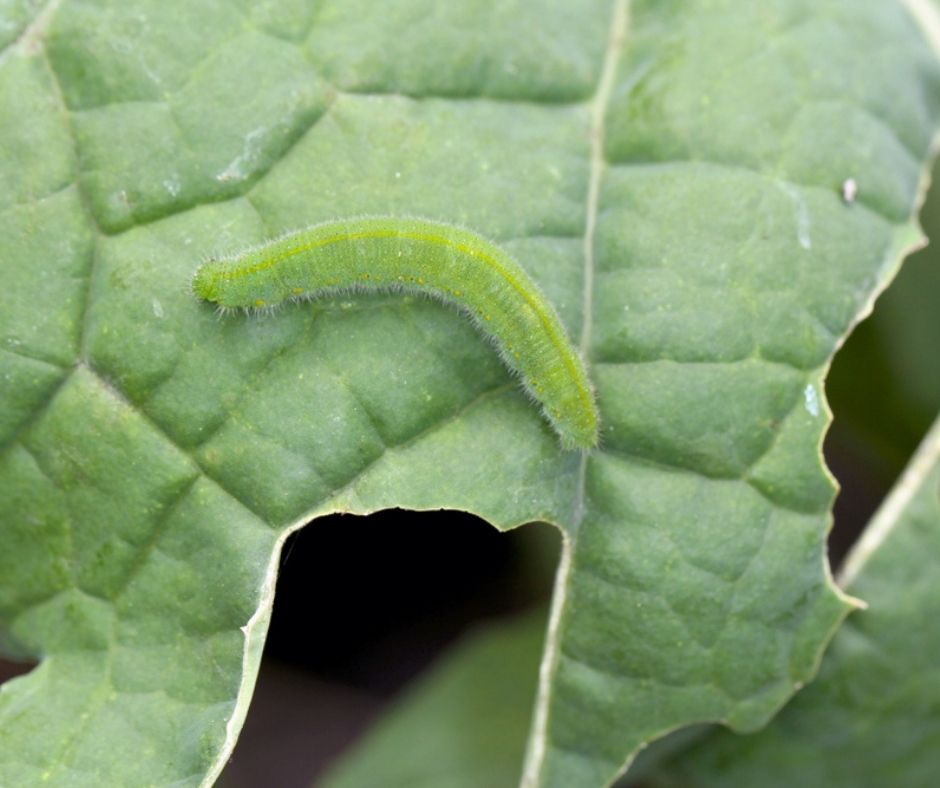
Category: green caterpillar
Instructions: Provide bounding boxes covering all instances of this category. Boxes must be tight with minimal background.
[192,216,599,450]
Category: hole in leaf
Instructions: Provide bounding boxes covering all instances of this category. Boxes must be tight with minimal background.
[826,157,940,569]
[226,510,559,784]
[0,654,38,689]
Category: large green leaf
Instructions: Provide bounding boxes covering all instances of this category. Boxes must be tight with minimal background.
[644,413,940,787]
[1,1,939,786]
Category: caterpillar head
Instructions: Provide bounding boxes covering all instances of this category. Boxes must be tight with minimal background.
[192,260,224,303]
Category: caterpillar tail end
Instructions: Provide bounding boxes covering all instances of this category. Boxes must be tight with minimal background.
[555,409,600,452]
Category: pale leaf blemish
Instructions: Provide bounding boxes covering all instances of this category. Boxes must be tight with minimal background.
[803,383,820,417]
[779,183,812,250]
[107,189,131,214]
[217,128,266,183]
[163,175,181,197]
[151,298,164,319]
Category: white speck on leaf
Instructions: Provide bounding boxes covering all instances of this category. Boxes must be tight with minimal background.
[803,383,820,417]
[151,298,164,319]
[841,178,858,204]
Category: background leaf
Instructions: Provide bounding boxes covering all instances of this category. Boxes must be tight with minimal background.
[322,610,547,788]
[642,413,940,787]
[1,1,939,786]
